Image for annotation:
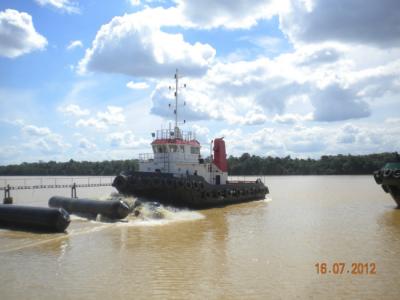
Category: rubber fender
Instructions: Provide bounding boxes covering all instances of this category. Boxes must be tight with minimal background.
[0,205,70,232]
[49,196,131,220]
[383,169,392,178]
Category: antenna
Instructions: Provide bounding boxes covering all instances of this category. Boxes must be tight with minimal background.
[175,69,178,129]
[169,69,186,130]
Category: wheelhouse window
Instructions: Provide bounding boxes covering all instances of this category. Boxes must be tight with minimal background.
[190,147,200,154]
[156,145,167,153]
[180,145,185,153]
[169,145,178,152]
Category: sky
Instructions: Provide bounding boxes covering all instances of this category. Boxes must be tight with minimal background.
[0,0,399,165]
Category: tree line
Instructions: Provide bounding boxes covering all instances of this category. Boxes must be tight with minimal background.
[0,159,138,176]
[227,152,399,175]
[0,152,397,176]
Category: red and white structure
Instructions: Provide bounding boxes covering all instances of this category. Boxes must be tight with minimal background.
[138,70,228,185]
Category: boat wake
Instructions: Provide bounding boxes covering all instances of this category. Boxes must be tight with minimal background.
[109,194,205,227]
[0,194,204,253]
[263,196,272,203]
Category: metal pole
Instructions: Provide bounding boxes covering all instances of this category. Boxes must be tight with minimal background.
[71,183,77,198]
[175,69,178,129]
[3,184,13,204]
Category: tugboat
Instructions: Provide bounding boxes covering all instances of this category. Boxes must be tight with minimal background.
[373,153,400,207]
[112,70,269,209]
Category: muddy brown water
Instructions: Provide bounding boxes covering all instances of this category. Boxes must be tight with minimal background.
[0,175,399,299]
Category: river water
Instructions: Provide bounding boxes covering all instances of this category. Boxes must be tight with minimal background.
[0,175,399,299]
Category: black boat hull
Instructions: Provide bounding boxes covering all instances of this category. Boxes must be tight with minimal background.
[112,172,269,209]
[374,163,400,207]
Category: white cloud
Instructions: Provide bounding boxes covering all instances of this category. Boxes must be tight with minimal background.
[129,0,141,6]
[35,0,80,14]
[191,124,210,144]
[280,0,400,47]
[76,118,107,130]
[336,124,359,144]
[78,10,215,77]
[332,122,400,154]
[126,81,149,90]
[242,109,268,125]
[76,106,125,130]
[385,118,400,125]
[217,121,400,158]
[273,113,313,124]
[97,106,125,125]
[78,137,96,150]
[177,0,283,29]
[219,127,287,156]
[311,84,371,122]
[22,124,51,136]
[67,40,83,50]
[0,9,47,58]
[107,130,149,149]
[19,123,70,154]
[59,104,90,117]
[149,55,305,124]
[149,38,400,124]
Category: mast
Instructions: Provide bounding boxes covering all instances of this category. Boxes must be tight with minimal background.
[170,69,186,137]
[174,69,178,129]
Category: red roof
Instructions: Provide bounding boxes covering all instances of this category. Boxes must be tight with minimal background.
[151,139,200,146]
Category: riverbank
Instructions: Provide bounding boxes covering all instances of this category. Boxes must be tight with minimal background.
[0,152,398,176]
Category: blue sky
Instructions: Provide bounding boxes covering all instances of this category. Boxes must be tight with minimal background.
[0,0,399,165]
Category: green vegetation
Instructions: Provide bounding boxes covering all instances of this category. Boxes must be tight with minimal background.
[0,153,398,176]
[228,152,399,175]
[0,159,138,176]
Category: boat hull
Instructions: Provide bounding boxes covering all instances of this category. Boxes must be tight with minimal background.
[373,162,400,207]
[112,172,269,209]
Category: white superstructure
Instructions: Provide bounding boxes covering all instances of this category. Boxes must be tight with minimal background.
[138,70,228,185]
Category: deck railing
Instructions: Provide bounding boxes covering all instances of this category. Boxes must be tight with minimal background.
[139,153,154,162]
[152,129,196,141]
